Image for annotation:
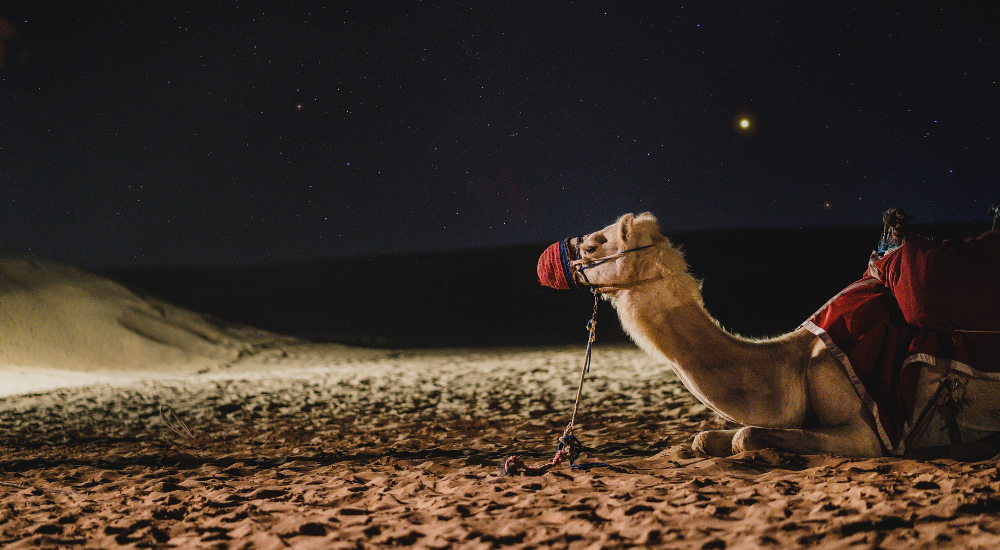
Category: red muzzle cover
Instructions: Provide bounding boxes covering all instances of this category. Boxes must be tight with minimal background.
[538,240,579,289]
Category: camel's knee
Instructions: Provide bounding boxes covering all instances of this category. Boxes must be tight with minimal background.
[693,429,739,456]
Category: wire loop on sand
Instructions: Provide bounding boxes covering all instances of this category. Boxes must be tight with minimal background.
[159,403,195,440]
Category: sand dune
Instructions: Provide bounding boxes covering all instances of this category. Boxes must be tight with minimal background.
[0,257,301,395]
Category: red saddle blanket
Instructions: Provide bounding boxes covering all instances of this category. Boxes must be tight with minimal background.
[803,276,1000,455]
[868,230,1000,331]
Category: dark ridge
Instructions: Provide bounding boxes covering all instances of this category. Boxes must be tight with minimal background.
[99,223,988,348]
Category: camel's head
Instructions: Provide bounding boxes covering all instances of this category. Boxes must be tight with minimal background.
[538,212,685,291]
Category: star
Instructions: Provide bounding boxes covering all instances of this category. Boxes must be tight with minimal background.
[734,115,754,134]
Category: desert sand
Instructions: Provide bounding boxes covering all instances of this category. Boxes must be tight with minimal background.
[4,257,1000,549]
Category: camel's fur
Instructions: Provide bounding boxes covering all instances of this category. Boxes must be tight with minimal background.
[570,213,884,457]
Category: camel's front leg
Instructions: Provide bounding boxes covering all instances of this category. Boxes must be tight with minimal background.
[726,342,882,458]
[732,423,882,458]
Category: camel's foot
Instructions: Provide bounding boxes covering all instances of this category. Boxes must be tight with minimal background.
[732,426,769,454]
[693,429,740,457]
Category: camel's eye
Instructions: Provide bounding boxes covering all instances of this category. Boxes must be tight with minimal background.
[583,236,606,255]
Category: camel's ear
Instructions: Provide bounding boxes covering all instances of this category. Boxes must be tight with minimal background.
[636,212,658,224]
[619,213,635,244]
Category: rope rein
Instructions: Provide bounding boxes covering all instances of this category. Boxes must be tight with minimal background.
[501,290,610,476]
[563,290,599,439]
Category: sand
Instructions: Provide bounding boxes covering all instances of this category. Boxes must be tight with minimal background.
[5,344,1000,549]
[4,258,1000,548]
[0,257,294,375]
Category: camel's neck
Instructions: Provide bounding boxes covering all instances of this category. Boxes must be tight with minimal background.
[611,276,811,427]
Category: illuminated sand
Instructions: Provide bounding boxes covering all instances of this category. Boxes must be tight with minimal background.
[5,345,1000,549]
[4,258,1000,548]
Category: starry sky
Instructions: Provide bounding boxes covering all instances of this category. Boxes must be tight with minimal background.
[1,2,998,267]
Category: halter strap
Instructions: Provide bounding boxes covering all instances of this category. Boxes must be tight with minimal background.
[575,244,655,270]
[570,242,659,291]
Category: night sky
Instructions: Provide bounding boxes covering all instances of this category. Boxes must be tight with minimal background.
[1,3,998,267]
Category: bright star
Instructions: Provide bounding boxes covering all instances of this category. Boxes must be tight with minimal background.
[734,114,755,135]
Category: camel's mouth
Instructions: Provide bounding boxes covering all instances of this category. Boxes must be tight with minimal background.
[537,238,581,290]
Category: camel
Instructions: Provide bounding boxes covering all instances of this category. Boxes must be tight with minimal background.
[543,212,1000,458]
